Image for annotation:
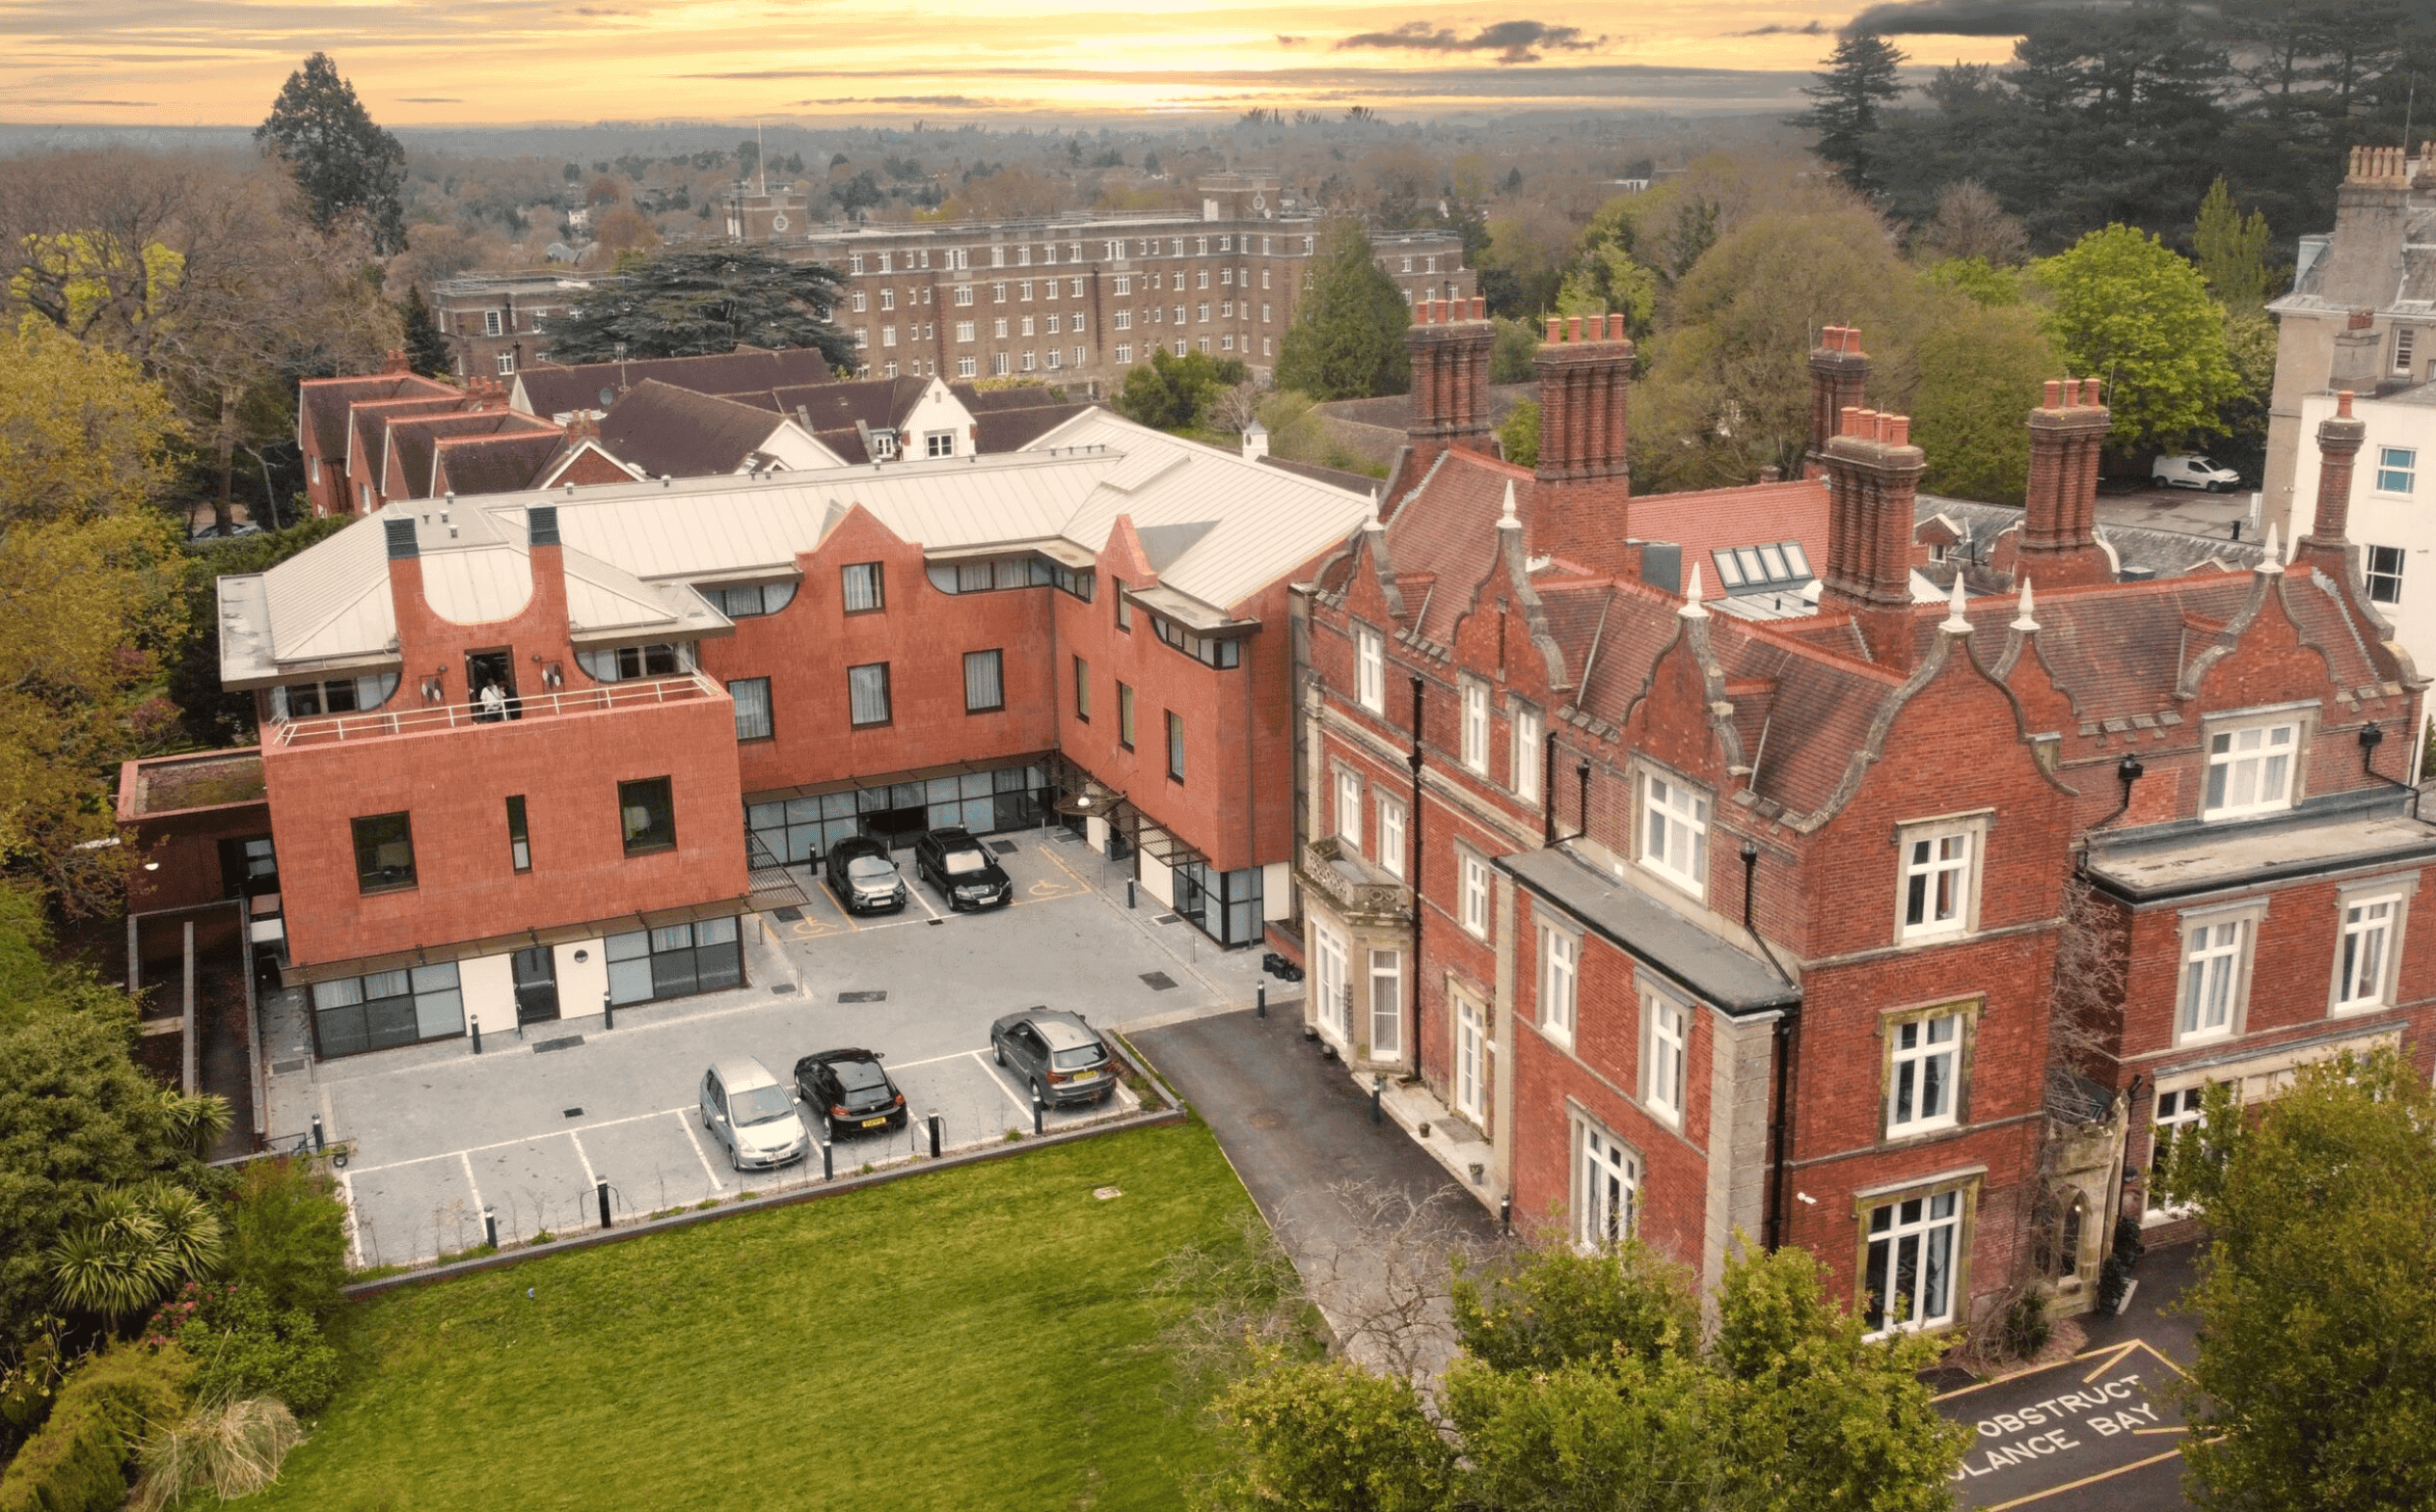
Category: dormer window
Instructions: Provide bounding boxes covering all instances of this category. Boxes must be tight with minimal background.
[871,430,898,460]
[2203,716,2302,820]
[1355,626,1384,715]
[1638,767,1710,898]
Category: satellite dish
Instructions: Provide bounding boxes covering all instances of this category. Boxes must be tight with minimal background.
[599,388,615,407]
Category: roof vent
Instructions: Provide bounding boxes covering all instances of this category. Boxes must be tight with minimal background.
[384,518,420,560]
[528,504,560,547]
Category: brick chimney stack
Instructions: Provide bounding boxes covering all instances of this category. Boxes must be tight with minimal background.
[1806,326,1869,478]
[382,347,410,375]
[1400,295,1497,487]
[1818,407,1927,669]
[1532,311,1637,578]
[2017,377,2113,588]
[2300,391,2368,579]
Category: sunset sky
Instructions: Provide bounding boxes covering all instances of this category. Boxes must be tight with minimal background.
[1,0,2034,126]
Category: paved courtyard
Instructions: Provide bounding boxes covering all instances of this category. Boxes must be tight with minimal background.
[261,827,1267,1266]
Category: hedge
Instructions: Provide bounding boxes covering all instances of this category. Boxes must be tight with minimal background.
[0,1346,192,1512]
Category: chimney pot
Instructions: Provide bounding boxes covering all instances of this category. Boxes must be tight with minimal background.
[1472,295,1485,320]
[1567,315,1583,342]
[2339,389,2356,418]
[2044,380,2062,409]
[1840,405,1860,436]
[2080,377,2102,406]
[2349,308,2375,330]
[1545,316,1562,343]
[1607,312,1625,340]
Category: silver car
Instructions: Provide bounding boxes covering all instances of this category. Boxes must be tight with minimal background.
[989,1008,1116,1109]
[698,1057,808,1172]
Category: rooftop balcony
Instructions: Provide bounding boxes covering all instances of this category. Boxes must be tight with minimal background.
[269,672,724,747]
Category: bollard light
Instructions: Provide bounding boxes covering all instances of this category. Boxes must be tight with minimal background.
[1257,982,1266,1018]
[1032,1091,1044,1137]
[311,1114,325,1152]
[602,991,614,1032]
[927,1113,942,1158]
[471,1015,482,1055]
[1369,1073,1384,1126]
[1499,1194,1512,1237]
[1125,878,1136,909]
[595,1179,611,1229]
[484,1208,499,1250]
[822,1138,834,1182]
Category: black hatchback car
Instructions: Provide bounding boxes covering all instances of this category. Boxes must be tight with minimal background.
[824,835,907,913]
[913,826,1013,910]
[989,1008,1116,1109]
[793,1048,908,1139]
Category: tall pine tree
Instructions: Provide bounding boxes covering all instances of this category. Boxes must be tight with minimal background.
[1798,34,1908,198]
[1274,222,1410,401]
[256,54,408,256]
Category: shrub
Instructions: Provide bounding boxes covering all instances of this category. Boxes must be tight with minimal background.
[2001,1291,2051,1360]
[152,1282,340,1415]
[0,1344,193,1512]
[128,1397,305,1510]
[224,1157,349,1318]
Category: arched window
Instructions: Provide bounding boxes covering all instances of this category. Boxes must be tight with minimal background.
[2058,1196,2087,1279]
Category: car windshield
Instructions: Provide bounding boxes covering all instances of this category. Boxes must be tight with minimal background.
[832,1059,888,1092]
[2193,457,2220,470]
[729,1086,795,1125]
[847,855,895,879]
[943,850,988,876]
[1051,1043,1107,1070]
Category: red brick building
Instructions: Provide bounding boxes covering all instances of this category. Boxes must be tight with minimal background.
[195,411,1368,1057]
[1293,305,2435,1336]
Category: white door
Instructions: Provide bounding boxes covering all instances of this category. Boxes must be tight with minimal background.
[1313,922,1350,1041]
[1454,998,1486,1123]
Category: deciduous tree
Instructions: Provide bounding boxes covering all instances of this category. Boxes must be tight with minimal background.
[2156,1048,2436,1511]
[1275,222,1410,401]
[255,53,408,256]
[2035,224,2243,452]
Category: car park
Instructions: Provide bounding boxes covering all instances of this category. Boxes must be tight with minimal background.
[2152,453,2242,492]
[824,836,907,913]
[913,825,1014,910]
[793,1048,908,1139]
[989,1008,1116,1108]
[697,1057,808,1172]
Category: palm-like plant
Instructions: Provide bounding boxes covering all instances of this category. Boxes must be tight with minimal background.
[48,1183,225,1333]
[159,1088,234,1159]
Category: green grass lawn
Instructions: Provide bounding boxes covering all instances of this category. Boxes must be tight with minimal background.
[255,1121,1257,1512]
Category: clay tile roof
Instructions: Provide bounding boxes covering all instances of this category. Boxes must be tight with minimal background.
[432,430,572,499]
[1530,580,1612,689]
[1384,450,1524,641]
[978,403,1094,452]
[303,374,452,460]
[596,380,785,478]
[516,347,832,418]
[389,411,558,498]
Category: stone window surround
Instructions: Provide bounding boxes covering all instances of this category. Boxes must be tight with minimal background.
[1891,808,1991,946]
[2196,701,2317,822]
[2174,897,2269,1046]
[1876,995,1984,1144]
[2328,871,2418,1016]
[1848,1166,1984,1338]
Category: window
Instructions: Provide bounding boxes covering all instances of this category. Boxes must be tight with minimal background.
[1313,922,1351,1040]
[577,643,681,683]
[2368,544,2405,604]
[1863,1189,1962,1334]
[1512,704,1542,802]
[1118,682,1136,748]
[1900,823,1979,940]
[2335,889,2402,1011]
[1020,351,1036,372]
[849,253,865,274]
[607,917,743,1006]
[483,310,501,336]
[962,649,1005,713]
[926,430,954,458]
[1262,302,1272,322]
[1115,586,1134,633]
[505,796,530,873]
[730,677,772,742]
[1150,615,1243,668]
[990,353,1008,377]
[1538,920,1578,1041]
[1045,313,1061,336]
[2203,719,2299,818]
[1454,996,1487,1121]
[1335,769,1364,851]
[842,562,884,612]
[704,581,798,619]
[1115,275,1132,295]
[496,352,515,376]
[311,962,463,1057]
[954,284,973,305]
[1575,1120,1638,1251]
[1114,310,1132,332]
[2396,326,2417,375]
[992,316,1009,339]
[1459,850,1490,938]
[853,327,868,350]
[1166,710,1185,782]
[618,776,676,855]
[848,663,891,727]
[1886,1012,1963,1135]
[1019,280,1033,301]
[1019,315,1035,338]
[352,813,416,893]
[1116,343,1133,364]
[880,288,896,311]
[2378,446,2417,494]
[2147,1085,2222,1220]
[1367,949,1404,1058]
[1376,796,1406,879]
[1460,680,1489,771]
[955,320,975,342]
[1642,987,1690,1124]
[957,357,977,378]
[1640,770,1711,895]
[2178,905,2259,1042]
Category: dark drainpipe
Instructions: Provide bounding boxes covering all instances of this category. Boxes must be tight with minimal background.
[1542,730,1559,845]
[1576,759,1591,840]
[1743,839,1800,1252]
[2094,753,2145,830]
[1408,674,1424,1081]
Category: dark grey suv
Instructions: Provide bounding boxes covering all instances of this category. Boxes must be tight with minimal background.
[989,1008,1115,1108]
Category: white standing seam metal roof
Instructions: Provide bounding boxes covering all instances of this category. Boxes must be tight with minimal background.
[218,412,1373,681]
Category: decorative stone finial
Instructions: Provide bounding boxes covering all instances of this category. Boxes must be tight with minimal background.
[2258,522,2280,572]
[1498,479,1519,528]
[1680,562,1709,619]
[1941,577,1971,634]
[2012,578,2039,634]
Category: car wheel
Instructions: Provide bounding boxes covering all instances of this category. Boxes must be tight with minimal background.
[1029,1077,1045,1107]
[993,1040,1006,1066]
[728,1145,744,1173]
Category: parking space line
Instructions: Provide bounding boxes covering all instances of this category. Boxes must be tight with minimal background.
[678,1109,725,1189]
[458,1151,485,1233]
[907,877,945,922]
[348,1101,692,1175]
[812,879,863,933]
[973,1049,1037,1118]
[568,1129,597,1193]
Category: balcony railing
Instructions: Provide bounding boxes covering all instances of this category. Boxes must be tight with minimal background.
[271,672,723,746]
[1296,837,1413,926]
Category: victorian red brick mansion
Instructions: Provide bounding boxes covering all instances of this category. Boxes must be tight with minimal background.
[1294,305,2434,1335]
